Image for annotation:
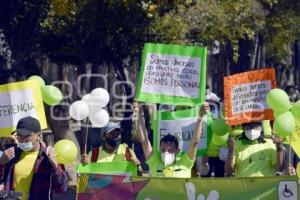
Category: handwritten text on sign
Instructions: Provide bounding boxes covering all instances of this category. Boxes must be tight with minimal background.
[158,117,207,152]
[141,53,201,98]
[231,80,272,114]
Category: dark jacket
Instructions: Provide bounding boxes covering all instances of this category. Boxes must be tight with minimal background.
[0,144,68,200]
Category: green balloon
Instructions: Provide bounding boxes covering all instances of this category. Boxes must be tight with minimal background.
[212,133,229,147]
[28,75,45,87]
[262,120,272,136]
[267,88,290,112]
[211,119,229,136]
[274,110,285,118]
[274,111,295,138]
[54,139,78,164]
[291,100,300,119]
[42,85,63,105]
[229,125,243,138]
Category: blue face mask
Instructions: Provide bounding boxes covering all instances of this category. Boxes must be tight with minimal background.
[18,142,33,151]
[0,150,3,157]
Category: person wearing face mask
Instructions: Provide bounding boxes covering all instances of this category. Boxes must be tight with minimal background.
[81,122,140,165]
[136,102,209,178]
[0,116,68,200]
[224,122,284,177]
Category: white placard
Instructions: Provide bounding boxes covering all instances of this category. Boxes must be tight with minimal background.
[141,53,201,98]
[0,89,38,128]
[158,116,208,152]
[231,80,272,114]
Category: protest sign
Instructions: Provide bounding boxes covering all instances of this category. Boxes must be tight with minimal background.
[137,43,207,106]
[77,174,299,200]
[224,68,276,125]
[0,80,47,136]
[152,108,212,156]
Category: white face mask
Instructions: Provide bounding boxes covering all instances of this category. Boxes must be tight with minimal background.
[161,151,175,166]
[18,142,33,151]
[245,129,261,140]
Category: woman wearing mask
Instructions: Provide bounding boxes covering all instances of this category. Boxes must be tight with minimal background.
[225,122,284,177]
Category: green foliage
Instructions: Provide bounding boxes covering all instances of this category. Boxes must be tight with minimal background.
[149,0,299,64]
[264,0,300,64]
[39,0,150,64]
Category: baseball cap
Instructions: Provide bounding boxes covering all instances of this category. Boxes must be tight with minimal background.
[12,116,41,136]
[102,122,122,134]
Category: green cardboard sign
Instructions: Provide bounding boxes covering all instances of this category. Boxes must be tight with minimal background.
[137,43,207,106]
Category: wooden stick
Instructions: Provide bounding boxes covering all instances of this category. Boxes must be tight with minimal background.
[288,135,292,166]
[84,118,89,155]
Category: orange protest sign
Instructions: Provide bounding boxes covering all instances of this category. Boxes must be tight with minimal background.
[224,68,276,125]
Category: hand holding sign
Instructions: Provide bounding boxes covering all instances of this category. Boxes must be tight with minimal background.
[199,103,210,117]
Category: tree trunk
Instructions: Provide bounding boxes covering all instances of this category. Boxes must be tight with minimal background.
[114,60,134,148]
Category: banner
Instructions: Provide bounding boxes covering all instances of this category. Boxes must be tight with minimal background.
[77,174,299,200]
[137,43,207,106]
[77,162,137,176]
[224,68,276,125]
[152,108,212,156]
[0,80,47,137]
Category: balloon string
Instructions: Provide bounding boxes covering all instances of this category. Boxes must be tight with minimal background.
[84,118,89,155]
[288,135,292,166]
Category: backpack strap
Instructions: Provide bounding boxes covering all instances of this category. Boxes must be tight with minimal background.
[91,147,100,162]
[124,147,133,161]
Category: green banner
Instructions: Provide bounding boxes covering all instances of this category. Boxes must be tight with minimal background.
[137,43,207,106]
[77,162,137,176]
[77,174,299,200]
[152,108,212,156]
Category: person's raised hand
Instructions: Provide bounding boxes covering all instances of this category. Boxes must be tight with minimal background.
[0,147,15,166]
[199,102,210,117]
[81,154,89,165]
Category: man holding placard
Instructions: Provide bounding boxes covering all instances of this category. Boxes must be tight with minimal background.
[0,116,68,200]
[136,102,209,178]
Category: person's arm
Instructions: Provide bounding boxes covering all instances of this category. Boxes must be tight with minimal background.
[187,103,209,161]
[273,136,284,172]
[224,137,235,177]
[135,101,153,160]
[47,146,68,192]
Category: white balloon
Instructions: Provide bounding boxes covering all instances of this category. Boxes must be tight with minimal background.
[69,100,89,120]
[82,94,90,102]
[89,109,109,127]
[88,88,110,108]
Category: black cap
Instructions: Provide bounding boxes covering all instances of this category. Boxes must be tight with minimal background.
[13,116,41,136]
